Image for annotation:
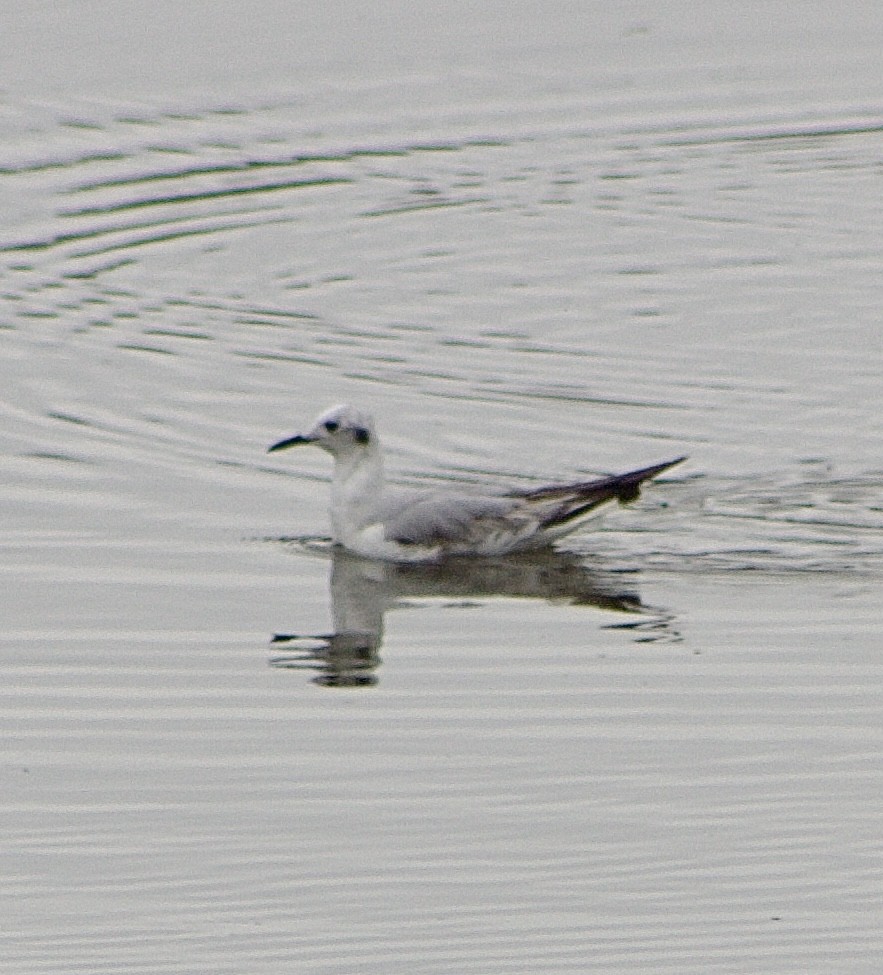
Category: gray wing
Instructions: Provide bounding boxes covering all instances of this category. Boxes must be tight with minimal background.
[378,456,686,551]
[379,490,532,548]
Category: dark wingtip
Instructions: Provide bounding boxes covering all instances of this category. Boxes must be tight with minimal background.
[614,455,687,503]
[655,455,688,475]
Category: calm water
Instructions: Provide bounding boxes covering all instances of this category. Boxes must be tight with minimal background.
[2,3,882,972]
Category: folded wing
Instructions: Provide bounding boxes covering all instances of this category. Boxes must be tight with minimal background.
[381,456,686,554]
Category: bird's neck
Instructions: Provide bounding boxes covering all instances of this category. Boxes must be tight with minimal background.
[330,446,385,538]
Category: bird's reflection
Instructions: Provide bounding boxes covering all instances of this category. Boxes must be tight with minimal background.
[269,543,679,687]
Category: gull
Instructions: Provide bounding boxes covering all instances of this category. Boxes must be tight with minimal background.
[268,404,686,563]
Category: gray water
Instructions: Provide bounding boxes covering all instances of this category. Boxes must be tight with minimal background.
[2,3,882,972]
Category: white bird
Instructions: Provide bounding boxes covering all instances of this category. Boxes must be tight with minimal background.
[268,404,685,563]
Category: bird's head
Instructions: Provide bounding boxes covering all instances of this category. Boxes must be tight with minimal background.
[268,404,376,458]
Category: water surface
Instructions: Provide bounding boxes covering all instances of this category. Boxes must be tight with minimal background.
[1,2,882,972]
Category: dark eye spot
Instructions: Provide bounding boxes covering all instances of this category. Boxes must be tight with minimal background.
[353,427,370,445]
[324,420,339,432]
